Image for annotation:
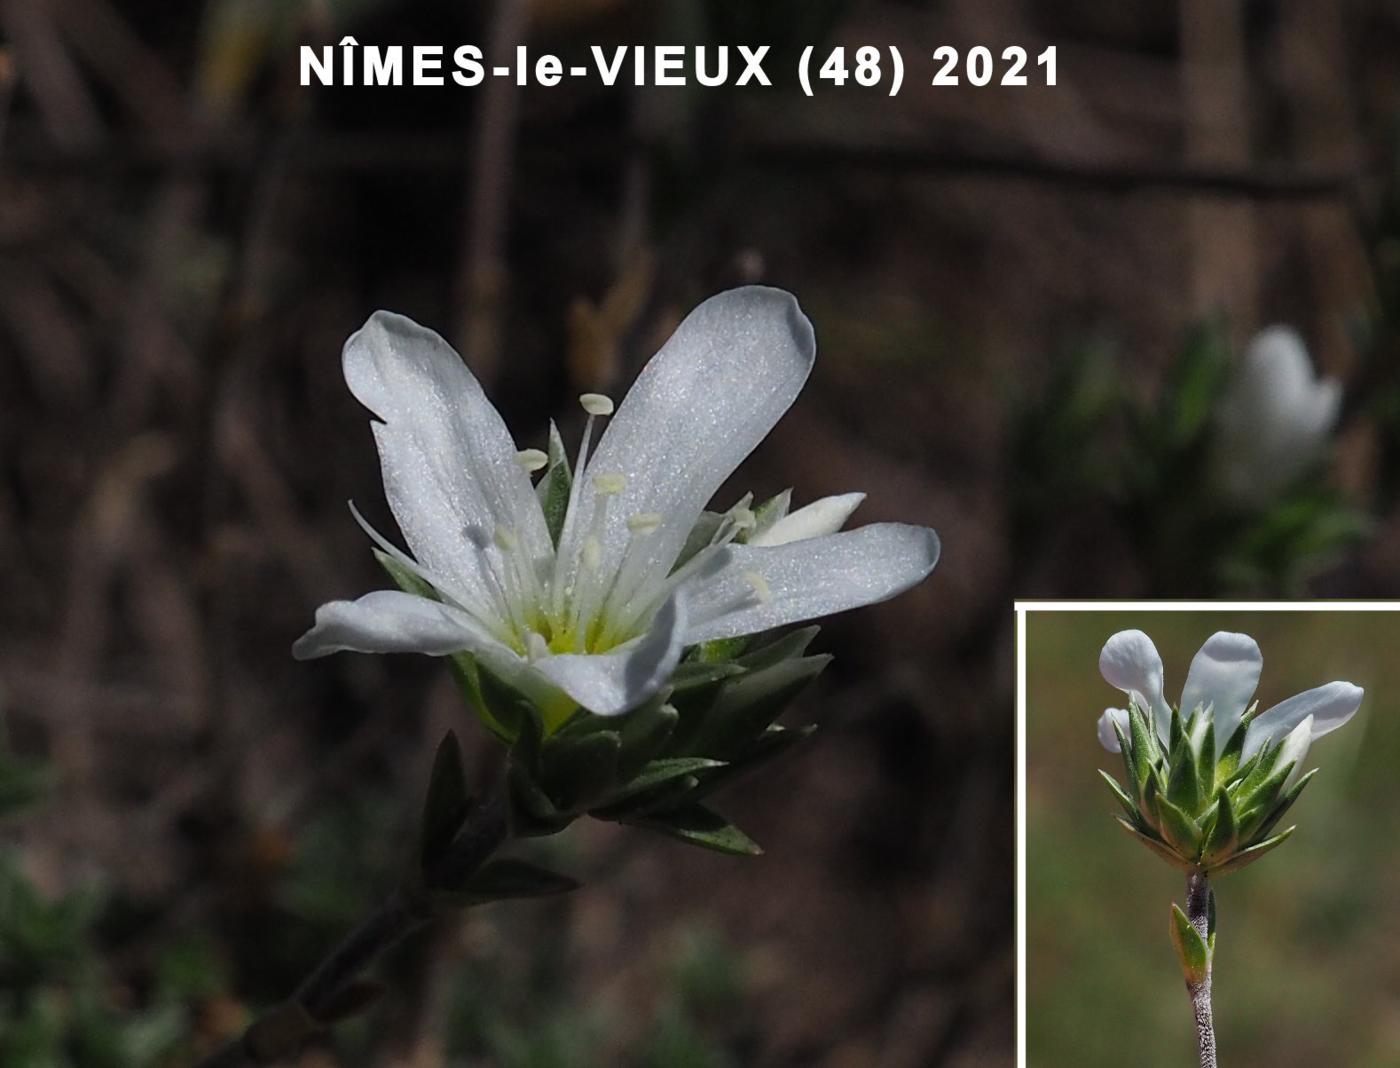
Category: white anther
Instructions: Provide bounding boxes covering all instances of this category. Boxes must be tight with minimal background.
[579,392,615,416]
[493,525,517,552]
[627,512,663,535]
[526,632,550,661]
[516,448,548,473]
[581,537,602,571]
[731,508,756,530]
[592,472,627,496]
[742,570,771,603]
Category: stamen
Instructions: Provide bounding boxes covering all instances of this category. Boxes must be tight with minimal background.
[516,448,548,473]
[526,631,550,661]
[627,512,662,535]
[579,392,615,416]
[731,508,756,533]
[581,537,602,571]
[743,570,771,603]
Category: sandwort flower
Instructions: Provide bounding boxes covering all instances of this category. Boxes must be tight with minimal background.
[1096,628,1362,875]
[294,287,940,725]
[1215,326,1341,505]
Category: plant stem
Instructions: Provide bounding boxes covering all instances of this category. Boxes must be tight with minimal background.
[193,790,509,1067]
[1185,870,1217,1068]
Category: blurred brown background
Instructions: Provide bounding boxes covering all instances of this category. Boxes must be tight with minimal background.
[2,0,1400,1065]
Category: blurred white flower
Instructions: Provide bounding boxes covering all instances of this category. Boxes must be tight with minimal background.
[294,287,940,721]
[1095,628,1362,779]
[1215,326,1341,505]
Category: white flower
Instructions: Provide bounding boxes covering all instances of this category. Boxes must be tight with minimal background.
[294,287,940,722]
[1215,326,1341,504]
[1095,629,1362,775]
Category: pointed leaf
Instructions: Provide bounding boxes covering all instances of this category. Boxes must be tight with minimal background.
[419,731,471,869]
[1207,826,1296,876]
[540,730,623,811]
[629,803,763,856]
[1170,903,1210,986]
[1113,816,1191,871]
[1247,768,1317,845]
[1165,737,1201,815]
[1099,769,1141,824]
[616,702,680,779]
[1154,794,1202,859]
[506,764,569,838]
[693,655,830,759]
[735,625,821,671]
[1200,789,1238,866]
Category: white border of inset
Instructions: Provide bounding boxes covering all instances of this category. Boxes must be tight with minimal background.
[1014,599,1400,1067]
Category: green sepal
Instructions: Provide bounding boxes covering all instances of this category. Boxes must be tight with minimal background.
[1113,721,1137,794]
[1233,739,1281,797]
[435,857,580,907]
[615,701,680,780]
[1199,789,1238,866]
[592,772,706,821]
[1216,719,1248,783]
[1195,717,1216,795]
[536,421,573,547]
[1114,816,1191,870]
[1167,705,1184,755]
[689,724,816,801]
[418,731,471,870]
[670,661,745,692]
[1099,769,1141,825]
[505,764,570,838]
[594,757,724,811]
[1246,768,1317,844]
[750,488,792,537]
[1154,794,1202,859]
[688,654,830,760]
[1170,903,1210,986]
[540,730,623,811]
[1126,703,1159,802]
[1165,729,1201,815]
[734,625,821,671]
[1234,760,1296,835]
[628,803,763,856]
[1207,826,1296,876]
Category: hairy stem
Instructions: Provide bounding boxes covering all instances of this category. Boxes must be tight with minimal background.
[1185,870,1217,1068]
[194,789,510,1067]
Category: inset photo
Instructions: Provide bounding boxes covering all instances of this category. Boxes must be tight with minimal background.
[1020,605,1393,1067]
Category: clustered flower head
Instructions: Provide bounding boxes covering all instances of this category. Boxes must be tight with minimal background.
[294,287,940,735]
[1096,629,1362,876]
[1214,325,1342,506]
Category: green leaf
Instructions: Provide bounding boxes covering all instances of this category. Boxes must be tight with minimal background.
[1207,826,1296,876]
[630,803,763,856]
[441,858,580,906]
[1234,760,1296,834]
[670,661,746,692]
[1165,734,1201,815]
[1127,703,1159,801]
[537,421,573,547]
[598,757,723,806]
[1216,719,1248,783]
[1169,903,1210,986]
[692,637,750,663]
[1113,816,1190,871]
[1099,770,1141,824]
[419,731,471,869]
[690,724,816,800]
[1154,794,1202,859]
[1200,789,1238,866]
[1195,717,1216,795]
[505,764,569,838]
[1247,768,1317,845]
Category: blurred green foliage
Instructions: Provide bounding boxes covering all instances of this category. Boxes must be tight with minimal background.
[1026,611,1399,1067]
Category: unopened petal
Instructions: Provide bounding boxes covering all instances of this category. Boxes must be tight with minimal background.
[748,492,865,547]
[1097,707,1129,753]
[1243,680,1363,761]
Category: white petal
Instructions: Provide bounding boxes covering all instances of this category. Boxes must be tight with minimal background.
[1178,631,1261,756]
[532,589,688,716]
[1097,708,1129,753]
[1098,630,1171,744]
[559,287,815,600]
[748,493,865,547]
[293,589,510,660]
[1243,681,1364,761]
[1273,715,1314,789]
[343,312,552,608]
[684,523,939,643]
